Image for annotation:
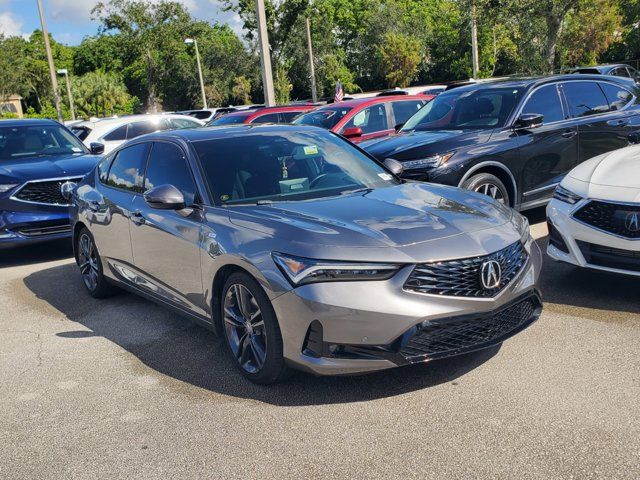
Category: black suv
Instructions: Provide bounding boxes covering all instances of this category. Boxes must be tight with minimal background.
[362,75,640,210]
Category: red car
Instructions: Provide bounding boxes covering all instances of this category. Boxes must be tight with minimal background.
[208,105,317,126]
[293,95,433,143]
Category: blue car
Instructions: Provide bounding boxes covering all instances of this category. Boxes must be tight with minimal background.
[0,119,103,248]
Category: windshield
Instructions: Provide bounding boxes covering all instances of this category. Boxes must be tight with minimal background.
[193,130,400,205]
[0,124,88,160]
[208,114,250,126]
[402,86,523,131]
[293,107,353,129]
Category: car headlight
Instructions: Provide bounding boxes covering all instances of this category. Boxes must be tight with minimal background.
[0,184,18,193]
[397,152,454,170]
[553,185,581,204]
[514,213,530,243]
[272,252,401,286]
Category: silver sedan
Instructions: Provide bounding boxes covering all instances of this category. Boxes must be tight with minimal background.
[68,125,542,384]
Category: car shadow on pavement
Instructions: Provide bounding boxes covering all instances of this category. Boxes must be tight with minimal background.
[23,262,499,406]
[0,239,73,268]
[535,235,640,318]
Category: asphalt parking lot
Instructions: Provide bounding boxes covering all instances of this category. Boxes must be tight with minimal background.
[1,209,639,479]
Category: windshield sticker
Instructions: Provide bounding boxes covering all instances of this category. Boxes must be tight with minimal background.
[71,147,82,152]
[378,173,393,180]
[303,145,318,156]
[220,194,230,202]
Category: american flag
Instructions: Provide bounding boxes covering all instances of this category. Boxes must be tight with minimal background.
[334,80,343,102]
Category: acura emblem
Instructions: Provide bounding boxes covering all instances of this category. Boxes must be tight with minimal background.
[624,212,640,232]
[480,260,501,290]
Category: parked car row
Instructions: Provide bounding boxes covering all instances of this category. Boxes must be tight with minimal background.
[2,71,640,385]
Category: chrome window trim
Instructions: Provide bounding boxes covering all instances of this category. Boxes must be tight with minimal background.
[9,175,84,207]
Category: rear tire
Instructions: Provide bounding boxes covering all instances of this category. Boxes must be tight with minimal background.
[462,173,510,206]
[76,227,117,299]
[221,272,290,384]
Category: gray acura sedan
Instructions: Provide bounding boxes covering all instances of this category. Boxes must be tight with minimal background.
[68,125,542,384]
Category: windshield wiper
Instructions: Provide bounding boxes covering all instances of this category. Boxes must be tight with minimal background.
[340,187,373,196]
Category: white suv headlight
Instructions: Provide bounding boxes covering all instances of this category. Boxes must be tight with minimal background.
[552,185,581,204]
[272,252,401,286]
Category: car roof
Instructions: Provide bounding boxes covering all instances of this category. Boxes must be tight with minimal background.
[314,95,429,110]
[441,73,632,94]
[0,118,60,128]
[135,123,326,143]
[77,113,203,131]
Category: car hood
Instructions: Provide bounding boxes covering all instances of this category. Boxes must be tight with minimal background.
[0,154,100,183]
[562,145,640,202]
[227,183,520,262]
[360,129,490,160]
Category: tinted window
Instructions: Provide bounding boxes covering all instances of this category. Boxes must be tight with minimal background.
[103,125,127,141]
[612,67,630,78]
[189,111,211,120]
[98,156,112,183]
[563,81,609,117]
[342,104,389,134]
[293,107,352,129]
[127,120,167,139]
[599,82,633,111]
[403,87,523,131]
[251,113,279,124]
[144,142,197,205]
[171,118,201,129]
[521,84,564,123]
[210,114,249,126]
[392,100,426,125]
[106,143,148,192]
[193,131,399,205]
[71,126,90,141]
[279,111,302,123]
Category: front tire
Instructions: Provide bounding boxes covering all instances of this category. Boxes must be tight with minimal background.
[221,272,290,384]
[462,173,510,206]
[77,228,116,298]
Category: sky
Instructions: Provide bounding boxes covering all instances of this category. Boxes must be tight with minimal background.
[0,0,244,45]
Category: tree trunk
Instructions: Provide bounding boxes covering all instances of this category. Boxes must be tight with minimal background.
[145,47,159,113]
[544,14,562,74]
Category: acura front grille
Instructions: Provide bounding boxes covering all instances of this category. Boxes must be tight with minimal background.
[573,200,640,239]
[404,241,528,298]
[12,177,82,206]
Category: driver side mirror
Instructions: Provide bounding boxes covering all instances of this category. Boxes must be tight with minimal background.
[383,158,404,176]
[514,113,544,130]
[90,142,105,155]
[144,184,186,210]
[342,126,363,139]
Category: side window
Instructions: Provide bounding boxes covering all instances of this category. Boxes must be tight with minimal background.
[170,118,201,129]
[97,155,113,183]
[613,67,630,78]
[103,124,127,142]
[342,104,389,134]
[599,82,633,111]
[144,142,197,205]
[521,84,564,123]
[106,143,148,192]
[127,120,167,139]
[562,81,610,117]
[279,111,301,123]
[251,113,279,124]
[391,100,425,125]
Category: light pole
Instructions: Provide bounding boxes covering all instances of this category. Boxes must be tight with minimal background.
[254,0,276,106]
[57,69,75,120]
[470,1,479,79]
[184,38,208,109]
[36,0,63,122]
[305,17,317,103]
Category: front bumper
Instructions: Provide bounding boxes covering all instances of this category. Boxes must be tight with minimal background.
[0,209,72,249]
[547,198,640,277]
[271,239,542,375]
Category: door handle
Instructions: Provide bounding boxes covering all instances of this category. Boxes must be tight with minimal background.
[130,210,146,226]
[608,118,629,127]
[561,129,577,139]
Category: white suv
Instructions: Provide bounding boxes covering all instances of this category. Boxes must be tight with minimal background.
[547,144,640,277]
[71,114,204,154]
